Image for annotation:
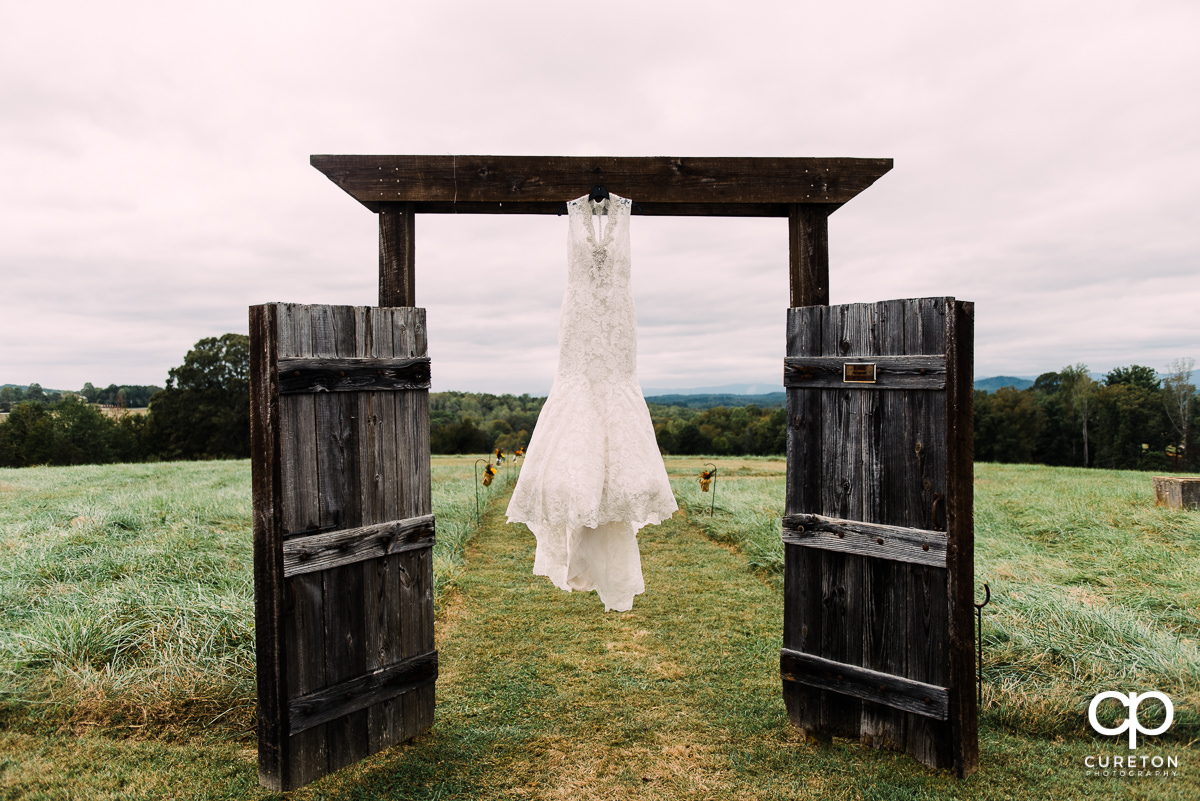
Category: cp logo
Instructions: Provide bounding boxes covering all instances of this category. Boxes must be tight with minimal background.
[1088,691,1174,749]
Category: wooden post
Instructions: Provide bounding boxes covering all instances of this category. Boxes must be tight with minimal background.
[379,203,415,307]
[789,204,830,307]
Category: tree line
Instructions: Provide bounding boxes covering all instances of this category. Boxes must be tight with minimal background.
[3,336,1194,471]
[975,361,1198,471]
[0,335,250,467]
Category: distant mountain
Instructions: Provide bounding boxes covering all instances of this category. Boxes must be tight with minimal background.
[975,376,1035,393]
[642,383,784,397]
[1,383,71,394]
[645,392,785,410]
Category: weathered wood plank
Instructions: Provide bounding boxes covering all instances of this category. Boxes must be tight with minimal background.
[782,514,948,568]
[380,203,415,307]
[272,304,330,789]
[817,302,868,736]
[1152,476,1200,510]
[283,515,436,577]
[284,570,328,788]
[789,204,830,307]
[783,355,946,390]
[278,356,431,394]
[783,305,824,738]
[945,300,978,777]
[905,297,953,771]
[311,155,894,212]
[281,306,321,537]
[860,298,908,750]
[289,651,438,736]
[250,304,288,791]
[362,309,406,754]
[314,306,369,773]
[391,307,435,746]
[781,649,949,721]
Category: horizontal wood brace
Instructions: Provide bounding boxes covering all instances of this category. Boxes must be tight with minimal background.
[283,514,436,577]
[311,155,893,213]
[783,355,946,390]
[277,356,431,394]
[288,650,438,735]
[780,648,949,721]
[782,513,948,568]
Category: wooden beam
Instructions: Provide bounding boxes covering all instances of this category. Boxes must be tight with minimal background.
[379,203,414,306]
[282,514,436,577]
[783,355,947,390]
[278,356,431,395]
[789,204,830,306]
[311,155,892,215]
[780,649,950,721]
[782,513,948,568]
[288,651,438,735]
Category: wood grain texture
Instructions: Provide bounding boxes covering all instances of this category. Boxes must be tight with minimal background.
[278,304,329,789]
[278,356,431,394]
[283,515,435,577]
[781,649,949,720]
[945,300,978,776]
[783,355,946,389]
[860,298,908,750]
[783,306,824,738]
[288,652,438,735]
[379,204,415,306]
[782,514,948,568]
[789,204,830,306]
[250,304,287,791]
[780,298,975,775]
[311,155,892,213]
[254,303,436,790]
[904,298,953,772]
[1152,476,1200,510]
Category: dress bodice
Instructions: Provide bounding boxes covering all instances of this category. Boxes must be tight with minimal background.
[558,193,638,392]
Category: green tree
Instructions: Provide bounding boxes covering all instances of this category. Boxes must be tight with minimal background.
[1163,357,1196,470]
[146,334,251,460]
[1105,365,1160,391]
[977,387,1044,463]
[0,403,55,466]
[1060,364,1096,467]
[1093,382,1169,470]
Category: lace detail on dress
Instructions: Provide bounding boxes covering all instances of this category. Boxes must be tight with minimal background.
[506,192,677,612]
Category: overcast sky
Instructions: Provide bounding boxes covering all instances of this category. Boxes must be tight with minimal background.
[3,1,1197,395]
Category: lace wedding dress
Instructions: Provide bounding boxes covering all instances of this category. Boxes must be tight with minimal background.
[506,192,677,612]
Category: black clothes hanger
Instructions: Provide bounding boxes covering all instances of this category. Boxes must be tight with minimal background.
[557,186,643,215]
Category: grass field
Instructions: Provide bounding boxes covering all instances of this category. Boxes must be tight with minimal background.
[1,457,1197,799]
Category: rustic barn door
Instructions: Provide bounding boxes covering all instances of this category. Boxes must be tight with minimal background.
[250,303,436,791]
[780,297,977,776]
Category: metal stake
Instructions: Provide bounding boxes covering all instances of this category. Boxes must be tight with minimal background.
[974,582,991,707]
[474,458,488,524]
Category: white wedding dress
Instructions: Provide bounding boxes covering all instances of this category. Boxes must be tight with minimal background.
[506,192,677,611]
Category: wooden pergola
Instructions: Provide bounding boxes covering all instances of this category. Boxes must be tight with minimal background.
[310,155,893,307]
[253,154,977,791]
